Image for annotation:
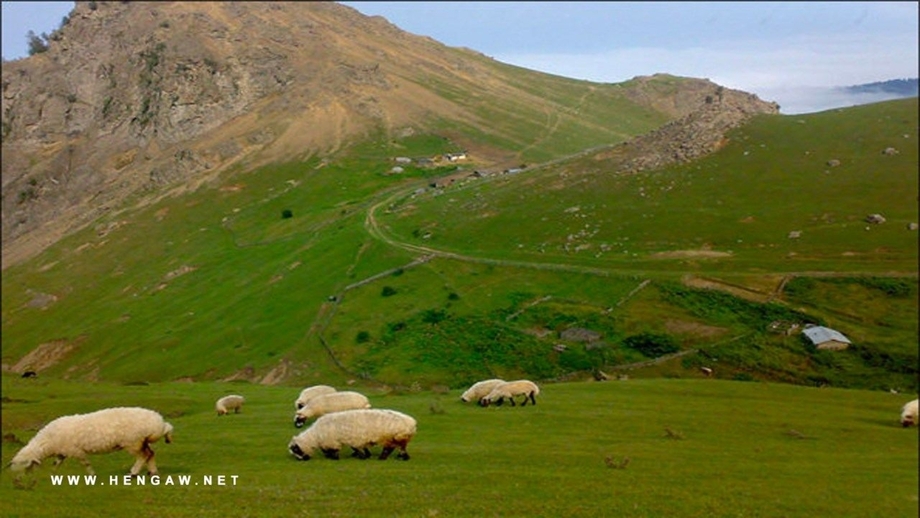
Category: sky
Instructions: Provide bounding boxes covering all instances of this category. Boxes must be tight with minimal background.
[2,1,917,114]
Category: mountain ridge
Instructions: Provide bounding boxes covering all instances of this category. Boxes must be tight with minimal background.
[1,1,778,270]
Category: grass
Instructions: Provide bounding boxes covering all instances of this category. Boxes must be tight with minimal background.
[1,99,916,391]
[382,99,918,273]
[1,375,917,517]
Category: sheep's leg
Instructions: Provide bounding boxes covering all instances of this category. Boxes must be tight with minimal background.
[74,455,95,475]
[321,448,340,460]
[129,441,157,476]
[51,455,66,468]
[379,446,394,460]
[528,391,537,405]
[350,447,371,459]
[509,396,517,407]
[394,439,411,461]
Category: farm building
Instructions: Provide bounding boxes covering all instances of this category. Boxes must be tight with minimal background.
[801,325,852,350]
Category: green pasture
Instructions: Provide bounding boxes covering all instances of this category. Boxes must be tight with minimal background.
[1,375,917,517]
[381,98,918,273]
[1,99,916,390]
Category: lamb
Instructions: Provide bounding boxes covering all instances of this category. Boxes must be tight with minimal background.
[9,407,173,476]
[460,379,505,403]
[215,395,245,416]
[289,408,416,461]
[294,391,371,428]
[900,399,919,427]
[479,380,540,407]
[294,385,337,410]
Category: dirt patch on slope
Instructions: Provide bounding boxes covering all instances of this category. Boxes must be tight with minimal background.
[11,336,86,373]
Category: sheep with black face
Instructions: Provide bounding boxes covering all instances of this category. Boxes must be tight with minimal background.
[289,409,416,461]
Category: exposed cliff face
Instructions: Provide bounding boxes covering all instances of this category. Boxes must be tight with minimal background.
[594,84,779,172]
[1,2,776,270]
[1,1,467,268]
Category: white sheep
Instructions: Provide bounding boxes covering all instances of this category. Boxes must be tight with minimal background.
[294,391,371,427]
[480,380,540,407]
[294,385,337,410]
[9,407,173,475]
[900,399,918,427]
[460,379,505,403]
[215,395,245,416]
[289,408,416,461]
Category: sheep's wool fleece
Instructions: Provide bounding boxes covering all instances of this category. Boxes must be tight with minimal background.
[297,391,370,419]
[902,399,919,424]
[292,409,416,453]
[295,385,337,407]
[461,379,505,402]
[12,407,170,465]
[217,395,245,412]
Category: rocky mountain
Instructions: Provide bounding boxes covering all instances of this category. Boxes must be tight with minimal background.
[1,1,777,269]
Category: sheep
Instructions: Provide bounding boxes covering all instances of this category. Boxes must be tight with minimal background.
[900,399,919,427]
[9,407,173,476]
[289,408,416,461]
[479,380,540,407]
[460,379,505,403]
[294,391,371,428]
[294,384,337,410]
[215,395,245,416]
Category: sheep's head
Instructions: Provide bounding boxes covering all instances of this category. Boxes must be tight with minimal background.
[9,457,40,473]
[294,415,307,428]
[163,423,174,443]
[901,415,916,427]
[288,440,311,461]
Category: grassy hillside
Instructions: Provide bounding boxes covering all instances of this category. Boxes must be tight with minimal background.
[1,375,917,517]
[380,98,919,273]
[1,100,917,391]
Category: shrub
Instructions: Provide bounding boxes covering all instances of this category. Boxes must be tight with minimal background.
[281,209,293,219]
[623,332,680,358]
[26,31,49,55]
[381,286,397,297]
[421,309,449,324]
[355,331,371,344]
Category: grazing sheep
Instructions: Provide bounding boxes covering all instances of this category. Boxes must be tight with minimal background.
[289,409,416,461]
[480,380,540,407]
[9,407,173,475]
[460,379,505,403]
[900,399,919,427]
[215,395,245,416]
[294,385,337,410]
[294,391,370,428]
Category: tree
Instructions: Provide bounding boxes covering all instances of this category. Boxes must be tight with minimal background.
[26,31,49,55]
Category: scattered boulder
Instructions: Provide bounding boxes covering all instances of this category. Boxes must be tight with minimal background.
[908,223,918,231]
[788,230,802,239]
[882,147,899,156]
[865,214,886,224]
[826,159,841,167]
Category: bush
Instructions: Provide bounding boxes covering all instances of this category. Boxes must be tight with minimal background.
[381,286,397,297]
[281,209,293,219]
[356,331,371,344]
[421,309,449,324]
[26,31,49,55]
[623,332,680,358]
